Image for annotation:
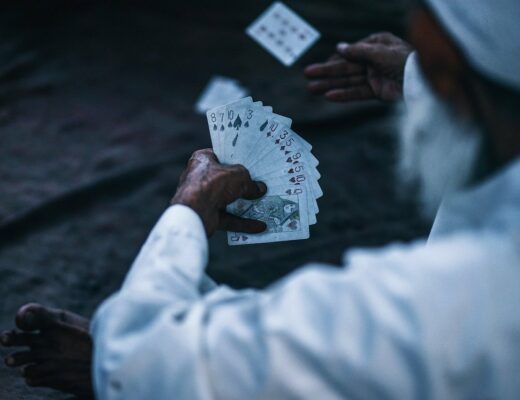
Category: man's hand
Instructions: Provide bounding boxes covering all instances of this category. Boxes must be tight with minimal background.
[305,32,413,103]
[171,149,267,237]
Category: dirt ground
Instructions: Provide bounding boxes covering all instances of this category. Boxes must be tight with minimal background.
[0,1,429,398]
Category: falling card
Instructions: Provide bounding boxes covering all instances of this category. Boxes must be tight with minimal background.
[246,2,321,67]
[195,76,249,114]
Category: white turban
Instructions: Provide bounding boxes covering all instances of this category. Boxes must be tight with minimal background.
[425,0,520,90]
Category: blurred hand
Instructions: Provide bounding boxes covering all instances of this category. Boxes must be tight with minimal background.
[305,32,413,103]
[171,149,267,237]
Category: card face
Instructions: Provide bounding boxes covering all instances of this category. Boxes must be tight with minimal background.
[206,97,253,162]
[235,112,293,166]
[196,76,248,114]
[222,100,262,163]
[227,186,310,245]
[246,2,321,67]
[260,173,318,225]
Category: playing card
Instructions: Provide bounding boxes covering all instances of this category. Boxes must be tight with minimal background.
[247,124,322,199]
[207,97,253,161]
[222,99,261,163]
[227,185,310,245]
[196,76,248,114]
[257,162,321,184]
[247,125,312,170]
[260,173,318,226]
[246,2,321,67]
[206,97,322,245]
[234,110,293,166]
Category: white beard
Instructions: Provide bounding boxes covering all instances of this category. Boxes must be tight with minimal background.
[397,90,483,220]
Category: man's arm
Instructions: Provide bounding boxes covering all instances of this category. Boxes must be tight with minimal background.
[91,204,212,399]
[92,149,268,398]
[92,149,431,400]
[92,225,496,400]
[120,204,209,303]
[92,241,429,400]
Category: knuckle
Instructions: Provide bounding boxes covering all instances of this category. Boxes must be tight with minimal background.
[214,169,229,183]
[190,149,203,159]
[190,148,214,162]
[194,148,213,156]
[231,164,250,179]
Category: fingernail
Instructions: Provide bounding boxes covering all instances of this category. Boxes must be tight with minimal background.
[256,182,267,194]
[337,42,350,52]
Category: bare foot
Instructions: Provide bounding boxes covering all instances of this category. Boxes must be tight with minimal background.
[1,303,94,399]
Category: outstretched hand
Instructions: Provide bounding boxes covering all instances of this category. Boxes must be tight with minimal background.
[305,32,413,103]
[171,149,267,237]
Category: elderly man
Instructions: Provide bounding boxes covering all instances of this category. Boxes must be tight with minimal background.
[2,0,520,398]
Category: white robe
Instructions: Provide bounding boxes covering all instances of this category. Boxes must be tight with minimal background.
[91,55,520,400]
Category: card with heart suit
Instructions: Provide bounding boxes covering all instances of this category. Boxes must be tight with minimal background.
[246,2,321,67]
[206,97,322,245]
[227,185,310,245]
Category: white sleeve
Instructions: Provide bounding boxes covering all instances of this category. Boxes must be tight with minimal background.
[120,204,209,296]
[403,52,430,106]
[91,206,507,400]
[90,198,432,400]
[91,204,213,399]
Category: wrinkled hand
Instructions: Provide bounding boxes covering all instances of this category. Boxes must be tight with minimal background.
[171,149,267,237]
[305,32,413,102]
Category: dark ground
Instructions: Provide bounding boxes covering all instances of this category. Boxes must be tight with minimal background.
[0,1,429,398]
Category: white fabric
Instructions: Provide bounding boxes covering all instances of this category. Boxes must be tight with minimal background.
[92,153,520,400]
[403,52,428,106]
[424,0,520,90]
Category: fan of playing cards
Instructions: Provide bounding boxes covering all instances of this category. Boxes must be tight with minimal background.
[207,97,322,246]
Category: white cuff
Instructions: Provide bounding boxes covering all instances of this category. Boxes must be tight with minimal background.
[122,204,209,290]
[403,52,430,106]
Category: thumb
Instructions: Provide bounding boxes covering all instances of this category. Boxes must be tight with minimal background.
[337,42,384,65]
[241,181,268,200]
[219,213,267,234]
